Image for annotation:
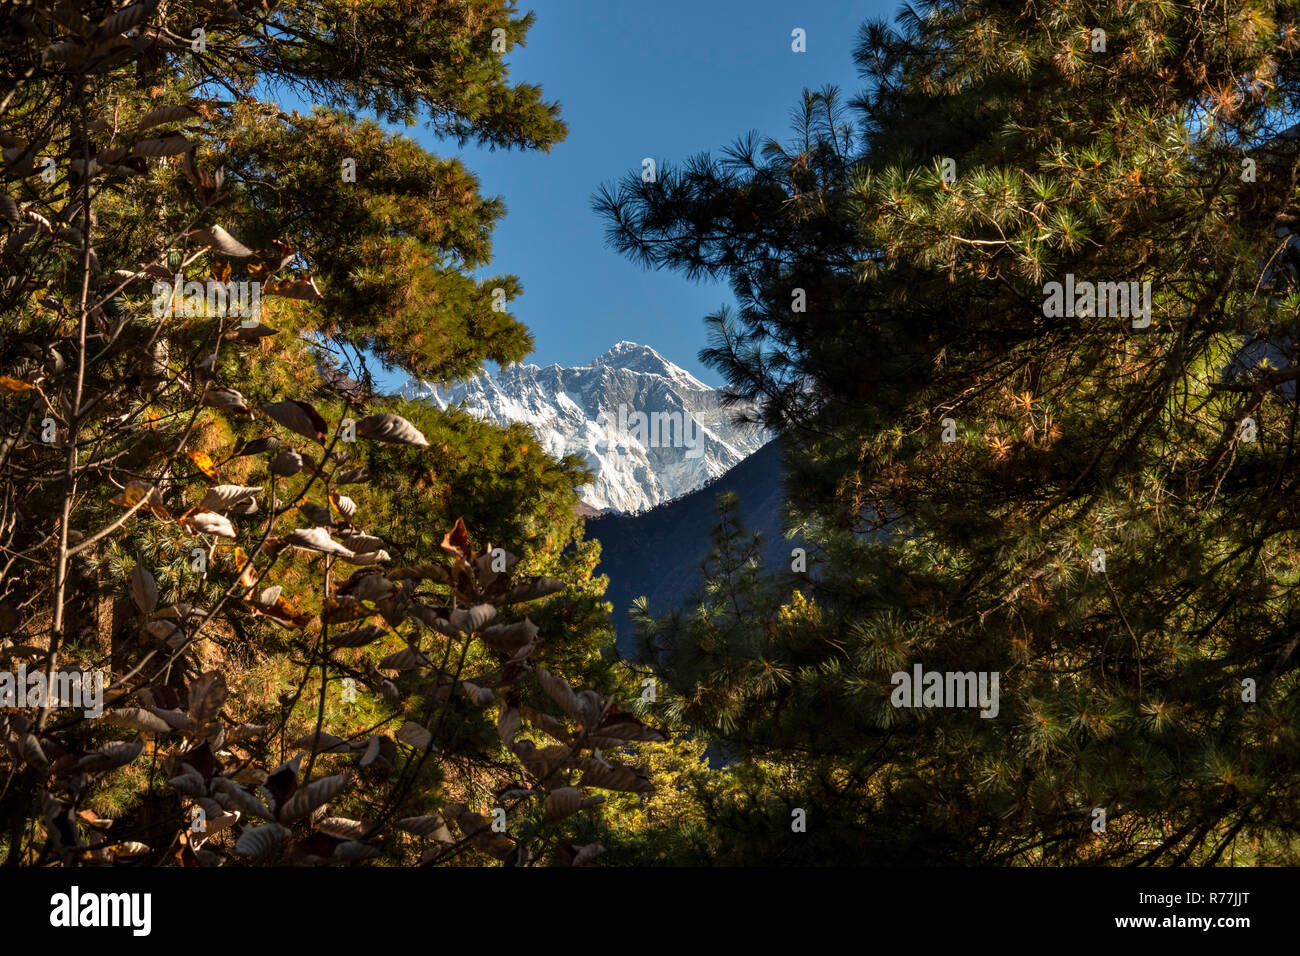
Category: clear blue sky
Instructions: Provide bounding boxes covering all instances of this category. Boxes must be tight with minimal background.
[365,0,896,390]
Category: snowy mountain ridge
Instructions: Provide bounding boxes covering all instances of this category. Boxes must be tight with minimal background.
[398,341,768,513]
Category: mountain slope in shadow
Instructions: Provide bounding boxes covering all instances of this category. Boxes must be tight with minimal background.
[585,440,793,654]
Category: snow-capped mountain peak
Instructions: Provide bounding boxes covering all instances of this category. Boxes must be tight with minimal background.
[398,343,768,513]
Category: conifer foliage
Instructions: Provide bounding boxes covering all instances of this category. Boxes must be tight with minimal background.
[600,0,1300,863]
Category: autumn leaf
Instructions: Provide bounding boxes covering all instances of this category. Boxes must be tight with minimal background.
[250,592,312,629]
[181,509,236,538]
[355,413,428,447]
[187,450,219,479]
[263,276,323,301]
[440,518,474,563]
[191,224,254,258]
[110,479,171,519]
[0,375,35,392]
[261,400,328,443]
[228,545,257,590]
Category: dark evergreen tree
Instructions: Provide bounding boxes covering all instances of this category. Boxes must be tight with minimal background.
[599,0,1300,864]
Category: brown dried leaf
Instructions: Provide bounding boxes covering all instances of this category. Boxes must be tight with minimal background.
[183,509,236,538]
[573,842,605,866]
[461,681,494,706]
[261,400,327,443]
[131,135,190,157]
[192,225,253,258]
[187,671,227,726]
[537,669,583,721]
[396,721,433,751]
[355,413,428,447]
[497,704,521,748]
[358,734,397,770]
[167,766,206,798]
[129,563,158,615]
[544,787,584,822]
[269,449,303,476]
[330,492,357,521]
[334,466,370,485]
[147,706,198,734]
[338,531,384,552]
[211,778,275,822]
[578,761,653,794]
[226,723,266,745]
[284,526,355,559]
[250,593,313,629]
[396,815,453,840]
[202,385,253,416]
[199,484,260,512]
[338,549,390,566]
[377,646,430,672]
[77,738,144,774]
[103,707,171,735]
[330,624,386,648]
[498,576,566,605]
[317,817,366,839]
[333,840,380,863]
[320,596,371,625]
[112,841,152,860]
[450,603,496,634]
[18,733,47,769]
[279,773,349,822]
[232,822,290,859]
[0,375,35,392]
[440,518,474,562]
[596,713,667,743]
[480,618,538,653]
[263,276,323,301]
[292,732,351,754]
[138,105,200,130]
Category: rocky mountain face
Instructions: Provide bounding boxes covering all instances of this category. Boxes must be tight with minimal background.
[399,341,769,513]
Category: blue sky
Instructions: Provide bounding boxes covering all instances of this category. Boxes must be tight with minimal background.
[339,0,895,390]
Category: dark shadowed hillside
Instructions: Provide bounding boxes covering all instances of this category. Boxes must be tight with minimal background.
[586,440,794,653]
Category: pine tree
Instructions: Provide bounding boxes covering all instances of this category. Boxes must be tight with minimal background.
[599,0,1300,864]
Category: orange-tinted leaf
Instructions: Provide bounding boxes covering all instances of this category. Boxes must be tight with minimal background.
[440,518,473,563]
[251,593,312,629]
[187,450,219,480]
[110,479,170,519]
[328,491,357,521]
[0,375,34,392]
[228,546,257,590]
